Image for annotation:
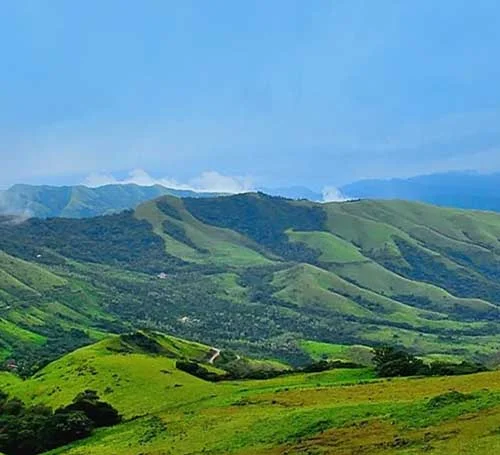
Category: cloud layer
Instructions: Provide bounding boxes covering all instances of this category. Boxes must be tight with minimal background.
[83,169,254,194]
[321,186,349,202]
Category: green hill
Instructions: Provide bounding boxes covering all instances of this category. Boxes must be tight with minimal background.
[3,193,500,370]
[0,183,222,218]
[2,332,500,454]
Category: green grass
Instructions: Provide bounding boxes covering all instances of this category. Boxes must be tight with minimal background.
[7,334,497,455]
[4,194,500,380]
[0,250,67,292]
[300,340,373,364]
[136,198,274,266]
[287,229,367,263]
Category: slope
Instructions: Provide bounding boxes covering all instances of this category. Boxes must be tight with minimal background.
[0,183,222,218]
[1,334,500,455]
[2,193,500,367]
[0,250,120,370]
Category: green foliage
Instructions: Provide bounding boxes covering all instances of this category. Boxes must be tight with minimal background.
[184,192,326,260]
[373,346,427,377]
[373,346,488,378]
[428,360,487,376]
[4,193,500,373]
[0,390,119,455]
[175,360,222,381]
[61,390,121,428]
[0,211,185,274]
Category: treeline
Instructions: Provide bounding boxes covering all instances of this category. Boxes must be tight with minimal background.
[183,192,326,261]
[373,346,487,378]
[178,346,488,383]
[0,390,121,455]
[176,358,364,382]
[0,211,186,274]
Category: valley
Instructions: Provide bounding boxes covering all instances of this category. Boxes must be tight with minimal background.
[2,194,500,371]
[3,193,500,453]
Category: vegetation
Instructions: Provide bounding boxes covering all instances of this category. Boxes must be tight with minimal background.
[3,194,500,373]
[0,389,120,455]
[0,332,495,454]
[373,346,487,378]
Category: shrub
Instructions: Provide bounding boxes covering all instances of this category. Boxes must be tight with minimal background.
[60,390,121,428]
[373,346,427,377]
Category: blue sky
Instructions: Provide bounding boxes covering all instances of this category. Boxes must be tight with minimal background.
[2,1,500,191]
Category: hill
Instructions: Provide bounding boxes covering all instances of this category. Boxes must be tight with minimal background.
[0,183,222,218]
[341,171,500,212]
[3,193,500,369]
[2,332,500,454]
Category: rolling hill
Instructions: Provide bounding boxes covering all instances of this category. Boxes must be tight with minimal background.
[2,331,500,454]
[2,193,500,371]
[3,194,500,453]
[0,193,500,365]
[0,183,222,218]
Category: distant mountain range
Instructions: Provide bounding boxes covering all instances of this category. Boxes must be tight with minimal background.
[0,183,223,218]
[3,171,500,219]
[0,183,326,219]
[340,171,500,212]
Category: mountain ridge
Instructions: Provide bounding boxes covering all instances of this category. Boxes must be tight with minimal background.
[341,171,500,212]
[2,193,500,371]
[0,183,224,218]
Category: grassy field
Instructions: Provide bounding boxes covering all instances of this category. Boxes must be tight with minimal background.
[1,333,499,454]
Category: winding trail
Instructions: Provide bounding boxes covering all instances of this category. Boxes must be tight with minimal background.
[208,348,221,364]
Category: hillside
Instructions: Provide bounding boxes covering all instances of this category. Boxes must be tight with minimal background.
[341,171,500,212]
[2,332,500,454]
[0,183,222,218]
[2,193,500,369]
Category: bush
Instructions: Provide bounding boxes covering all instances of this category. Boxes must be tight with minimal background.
[60,390,121,428]
[426,391,473,409]
[175,361,223,382]
[373,346,428,377]
[301,360,363,373]
[0,390,113,455]
[373,346,488,378]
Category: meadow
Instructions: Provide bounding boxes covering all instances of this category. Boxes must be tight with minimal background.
[1,332,500,454]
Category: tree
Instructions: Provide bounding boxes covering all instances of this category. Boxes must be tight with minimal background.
[46,411,93,449]
[60,390,121,427]
[373,346,427,377]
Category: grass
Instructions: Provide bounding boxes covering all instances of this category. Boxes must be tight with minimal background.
[5,194,500,398]
[287,229,367,263]
[300,340,373,365]
[135,198,273,266]
[11,333,498,455]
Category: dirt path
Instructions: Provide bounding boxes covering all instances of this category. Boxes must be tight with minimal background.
[208,348,221,364]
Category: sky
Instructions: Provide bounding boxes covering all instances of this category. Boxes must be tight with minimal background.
[2,0,500,192]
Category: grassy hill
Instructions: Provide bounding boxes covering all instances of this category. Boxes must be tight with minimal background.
[0,183,222,218]
[2,332,500,454]
[3,193,500,370]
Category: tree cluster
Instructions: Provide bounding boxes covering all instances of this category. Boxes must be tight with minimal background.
[373,346,487,378]
[0,390,121,455]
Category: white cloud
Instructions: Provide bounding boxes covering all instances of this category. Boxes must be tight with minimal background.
[190,171,253,193]
[321,186,349,202]
[82,169,254,194]
[83,172,118,187]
